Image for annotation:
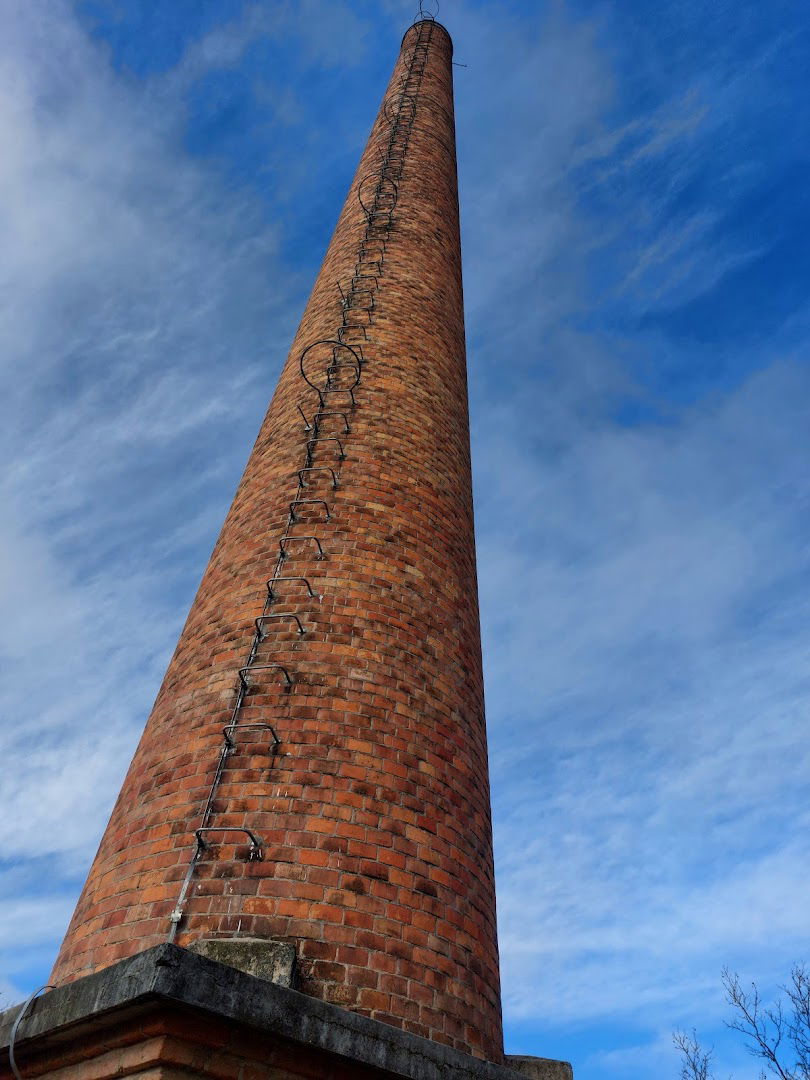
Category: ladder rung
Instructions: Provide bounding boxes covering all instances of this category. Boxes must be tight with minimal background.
[238,663,293,688]
[313,410,351,433]
[266,575,319,600]
[279,533,327,559]
[255,613,306,638]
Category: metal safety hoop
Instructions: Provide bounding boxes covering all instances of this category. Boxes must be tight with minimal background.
[299,339,362,393]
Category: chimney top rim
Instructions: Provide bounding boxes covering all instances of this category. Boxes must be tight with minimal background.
[400,19,453,55]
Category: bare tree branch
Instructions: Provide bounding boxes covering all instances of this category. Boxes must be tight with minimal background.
[722,968,798,1080]
[785,965,810,1079]
[674,967,810,1080]
[674,1028,715,1080]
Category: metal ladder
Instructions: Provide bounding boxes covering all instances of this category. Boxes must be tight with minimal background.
[167,14,437,940]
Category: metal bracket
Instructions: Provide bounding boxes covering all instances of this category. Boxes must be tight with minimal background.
[348,281,377,302]
[342,288,375,314]
[364,208,394,228]
[364,224,392,242]
[358,241,386,264]
[238,663,293,689]
[353,267,381,284]
[337,322,368,342]
[279,534,326,560]
[298,466,338,489]
[320,386,356,407]
[289,499,331,523]
[267,576,319,601]
[255,613,305,638]
[222,722,281,752]
[195,827,263,861]
[356,258,384,278]
[313,410,351,434]
[359,233,387,252]
[306,437,345,461]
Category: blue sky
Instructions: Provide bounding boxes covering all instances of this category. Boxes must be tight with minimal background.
[1,1,809,1078]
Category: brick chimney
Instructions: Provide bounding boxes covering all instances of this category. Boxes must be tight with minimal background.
[49,17,503,1063]
[2,17,573,1080]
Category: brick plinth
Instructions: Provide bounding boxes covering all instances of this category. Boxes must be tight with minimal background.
[2,948,571,1080]
[51,19,503,1062]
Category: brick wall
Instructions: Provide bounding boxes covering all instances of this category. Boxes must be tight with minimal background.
[51,20,504,1063]
[0,1007,425,1079]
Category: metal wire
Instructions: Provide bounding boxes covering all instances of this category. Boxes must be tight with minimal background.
[415,0,439,22]
[9,985,54,1080]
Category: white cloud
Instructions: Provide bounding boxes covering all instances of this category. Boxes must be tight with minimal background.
[477,267,810,1038]
[432,2,810,1065]
[159,0,372,99]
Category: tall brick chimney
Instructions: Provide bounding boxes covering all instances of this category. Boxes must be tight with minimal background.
[1,16,573,1080]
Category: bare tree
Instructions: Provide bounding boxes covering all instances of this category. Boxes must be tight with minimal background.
[673,965,810,1080]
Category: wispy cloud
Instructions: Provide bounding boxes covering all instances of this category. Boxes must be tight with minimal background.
[450,1,810,1073]
[0,0,297,989]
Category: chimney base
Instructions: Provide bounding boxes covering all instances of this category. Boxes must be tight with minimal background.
[0,945,573,1079]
